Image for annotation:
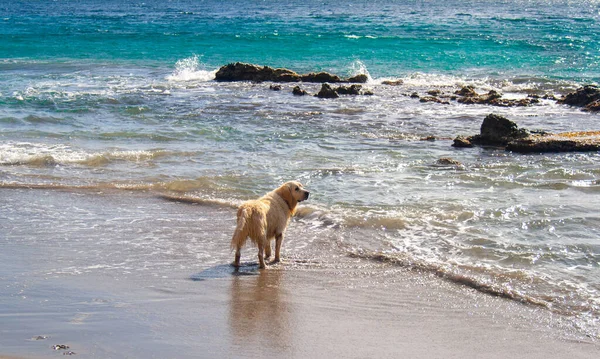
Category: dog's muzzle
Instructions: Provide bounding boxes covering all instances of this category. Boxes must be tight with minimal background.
[302,191,310,201]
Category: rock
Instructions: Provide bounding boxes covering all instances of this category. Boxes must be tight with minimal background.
[316,84,339,99]
[53,344,70,350]
[559,85,600,108]
[214,62,301,82]
[292,86,308,96]
[452,136,473,148]
[453,114,600,153]
[427,89,442,96]
[455,88,538,107]
[335,84,363,95]
[455,86,478,97]
[507,131,600,153]
[410,92,420,98]
[470,113,529,146]
[585,99,600,112]
[269,84,282,91]
[436,157,462,166]
[382,79,404,86]
[347,74,369,83]
[301,72,343,83]
[420,96,450,105]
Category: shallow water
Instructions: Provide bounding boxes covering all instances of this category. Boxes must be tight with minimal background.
[1,0,599,340]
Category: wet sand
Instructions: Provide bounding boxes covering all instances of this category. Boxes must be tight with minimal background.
[1,189,599,358]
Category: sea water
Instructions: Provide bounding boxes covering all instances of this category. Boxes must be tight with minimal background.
[1,0,599,339]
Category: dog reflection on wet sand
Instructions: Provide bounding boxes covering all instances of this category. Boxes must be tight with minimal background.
[228,270,291,350]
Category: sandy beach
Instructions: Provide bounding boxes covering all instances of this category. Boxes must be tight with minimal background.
[1,188,598,358]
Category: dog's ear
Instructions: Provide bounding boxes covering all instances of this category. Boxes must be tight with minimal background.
[276,183,298,215]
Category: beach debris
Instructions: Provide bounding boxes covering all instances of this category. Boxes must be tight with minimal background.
[453,113,600,153]
[53,344,70,350]
[63,351,76,355]
[214,62,368,83]
[31,335,49,340]
[558,85,600,111]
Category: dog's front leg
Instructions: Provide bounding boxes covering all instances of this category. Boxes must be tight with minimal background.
[273,233,283,263]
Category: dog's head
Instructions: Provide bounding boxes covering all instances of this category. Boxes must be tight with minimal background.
[275,181,310,213]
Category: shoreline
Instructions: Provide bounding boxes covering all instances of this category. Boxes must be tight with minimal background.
[1,188,599,358]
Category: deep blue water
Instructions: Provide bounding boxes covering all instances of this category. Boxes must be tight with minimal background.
[2,0,599,81]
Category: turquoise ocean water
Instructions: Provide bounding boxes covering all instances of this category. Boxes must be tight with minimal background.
[1,0,600,340]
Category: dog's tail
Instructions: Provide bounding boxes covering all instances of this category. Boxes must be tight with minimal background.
[230,207,250,251]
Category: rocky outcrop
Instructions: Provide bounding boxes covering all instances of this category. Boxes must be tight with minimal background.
[215,63,301,82]
[214,62,369,83]
[558,85,600,111]
[506,132,600,153]
[470,114,529,146]
[315,84,373,98]
[455,88,540,107]
[453,114,600,153]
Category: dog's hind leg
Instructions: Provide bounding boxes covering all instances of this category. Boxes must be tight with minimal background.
[273,233,284,263]
[264,240,272,260]
[257,236,267,269]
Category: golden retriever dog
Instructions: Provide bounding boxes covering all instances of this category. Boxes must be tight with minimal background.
[231,181,310,269]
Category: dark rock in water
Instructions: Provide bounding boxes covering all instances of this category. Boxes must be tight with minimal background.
[436,157,463,166]
[452,136,473,148]
[455,86,478,97]
[410,92,420,98]
[382,79,404,86]
[302,72,343,83]
[420,96,450,105]
[455,87,539,107]
[506,131,600,153]
[559,85,600,110]
[292,86,308,96]
[316,84,339,99]
[453,114,600,153]
[347,74,369,83]
[427,89,442,96]
[335,84,363,95]
[470,114,529,146]
[215,62,301,82]
[269,84,282,91]
[585,100,600,112]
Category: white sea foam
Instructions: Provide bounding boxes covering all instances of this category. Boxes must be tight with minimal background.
[166,55,216,82]
[0,142,168,167]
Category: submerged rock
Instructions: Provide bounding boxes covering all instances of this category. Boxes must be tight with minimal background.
[436,157,463,166]
[506,131,600,153]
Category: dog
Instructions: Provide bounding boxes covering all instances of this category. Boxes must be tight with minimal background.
[231,181,309,269]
